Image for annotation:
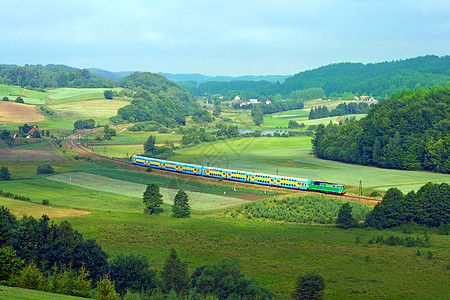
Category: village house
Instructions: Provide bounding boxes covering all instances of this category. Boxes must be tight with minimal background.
[27,126,42,138]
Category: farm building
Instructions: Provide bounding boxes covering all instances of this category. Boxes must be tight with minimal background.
[27,126,42,138]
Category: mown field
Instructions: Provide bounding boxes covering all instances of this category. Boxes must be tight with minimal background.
[0,102,45,124]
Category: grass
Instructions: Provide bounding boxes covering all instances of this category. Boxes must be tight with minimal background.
[0,197,89,219]
[0,141,68,161]
[0,84,49,104]
[0,102,46,124]
[1,90,448,298]
[172,137,450,192]
[48,99,129,119]
[64,210,450,298]
[47,172,250,211]
[0,159,448,298]
[0,285,86,300]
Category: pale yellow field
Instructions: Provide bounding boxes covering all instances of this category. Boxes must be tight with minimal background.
[48,99,129,118]
[0,102,46,124]
[0,197,90,219]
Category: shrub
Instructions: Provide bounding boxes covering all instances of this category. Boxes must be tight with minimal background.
[369,191,381,197]
[0,166,11,181]
[36,164,54,175]
[41,199,50,206]
[292,273,326,299]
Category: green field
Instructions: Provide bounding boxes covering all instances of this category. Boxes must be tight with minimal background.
[47,172,249,211]
[0,285,86,300]
[0,84,48,104]
[0,141,68,162]
[172,137,450,192]
[65,210,450,298]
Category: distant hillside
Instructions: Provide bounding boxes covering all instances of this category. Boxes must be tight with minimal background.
[160,73,290,84]
[282,55,450,97]
[197,55,450,99]
[0,64,117,89]
[111,72,199,125]
[88,68,133,81]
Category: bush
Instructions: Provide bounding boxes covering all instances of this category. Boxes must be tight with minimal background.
[337,202,354,229]
[0,166,11,181]
[36,164,54,175]
[41,199,50,206]
[369,191,382,197]
[292,273,326,299]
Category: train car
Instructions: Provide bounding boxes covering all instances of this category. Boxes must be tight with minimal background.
[309,181,346,194]
[131,155,344,194]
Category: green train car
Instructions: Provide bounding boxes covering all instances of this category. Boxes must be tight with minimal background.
[309,181,346,194]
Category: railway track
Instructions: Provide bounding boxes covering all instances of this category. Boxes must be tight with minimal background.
[68,129,381,203]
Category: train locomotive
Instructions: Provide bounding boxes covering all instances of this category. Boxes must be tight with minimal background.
[131,155,346,195]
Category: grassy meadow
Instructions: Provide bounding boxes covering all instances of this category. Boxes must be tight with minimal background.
[1,89,449,298]
[0,285,86,300]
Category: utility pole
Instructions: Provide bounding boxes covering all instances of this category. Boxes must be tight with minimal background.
[359,180,363,197]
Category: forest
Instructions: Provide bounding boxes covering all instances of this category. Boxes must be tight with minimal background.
[0,64,117,89]
[111,72,199,125]
[194,55,450,99]
[312,85,450,173]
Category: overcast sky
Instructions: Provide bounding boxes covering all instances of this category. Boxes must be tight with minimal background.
[1,0,449,76]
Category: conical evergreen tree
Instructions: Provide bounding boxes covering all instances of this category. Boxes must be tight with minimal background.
[143,183,163,214]
[172,190,190,218]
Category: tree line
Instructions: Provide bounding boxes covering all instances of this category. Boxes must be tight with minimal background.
[312,86,450,173]
[190,55,450,99]
[365,182,449,229]
[0,64,116,89]
[309,102,374,119]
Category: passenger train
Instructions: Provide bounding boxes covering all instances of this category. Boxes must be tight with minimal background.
[131,155,346,195]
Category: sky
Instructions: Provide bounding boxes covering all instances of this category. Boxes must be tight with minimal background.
[1,0,449,76]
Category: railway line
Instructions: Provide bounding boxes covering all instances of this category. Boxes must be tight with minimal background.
[68,129,381,202]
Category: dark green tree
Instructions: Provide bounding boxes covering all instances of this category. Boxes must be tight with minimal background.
[292,273,326,300]
[143,183,163,214]
[110,254,160,296]
[144,135,156,154]
[172,190,190,218]
[251,104,264,126]
[160,248,190,297]
[213,106,221,117]
[2,96,9,101]
[103,90,114,100]
[191,257,273,299]
[72,239,109,283]
[36,164,54,175]
[0,166,11,181]
[0,206,17,246]
[365,188,405,229]
[337,202,354,229]
[15,97,24,103]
